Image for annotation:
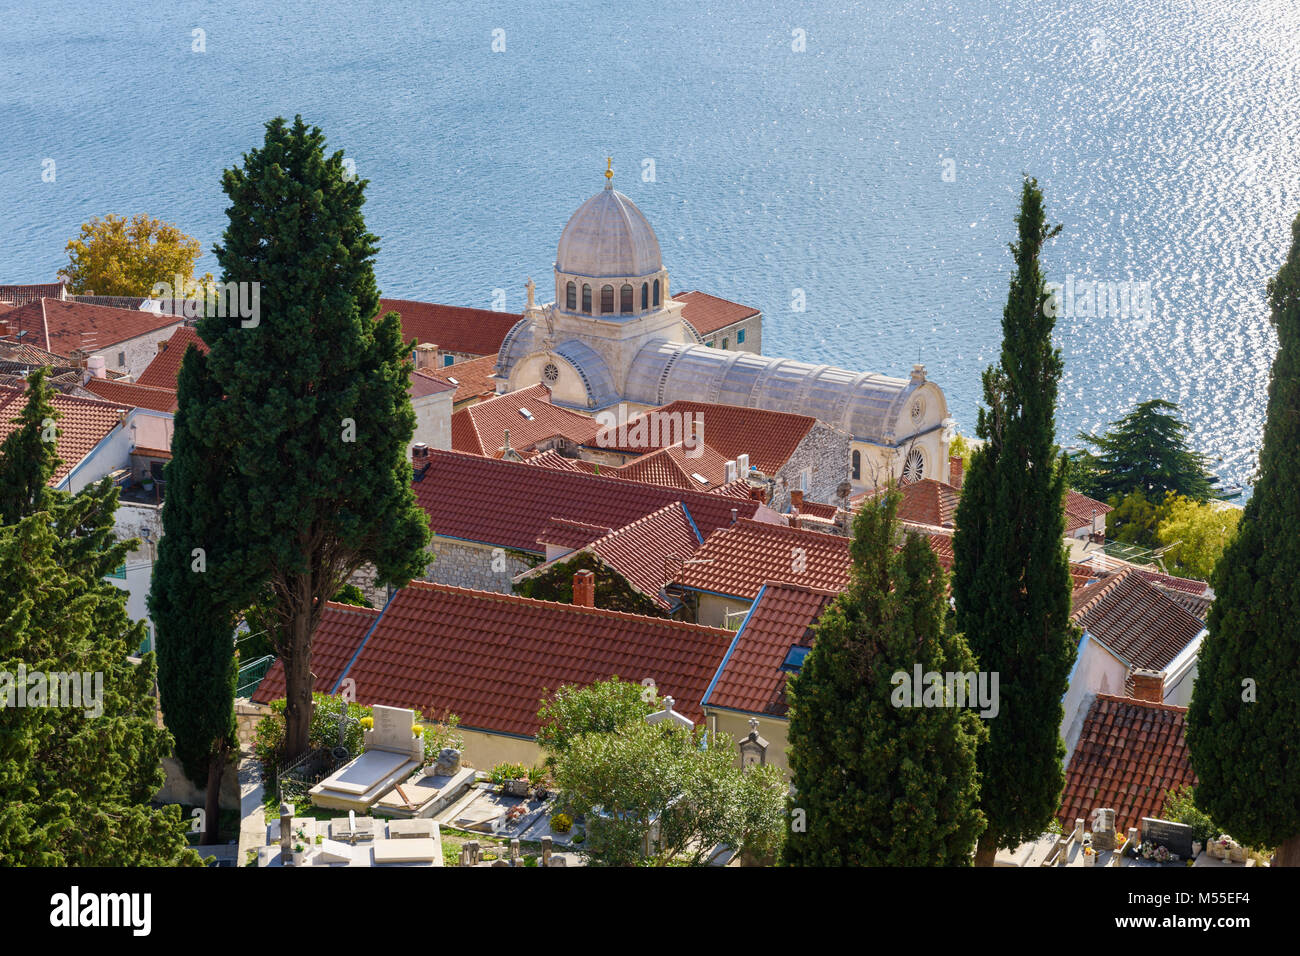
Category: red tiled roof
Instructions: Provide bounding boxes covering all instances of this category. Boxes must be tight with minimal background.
[615,441,733,492]
[586,503,701,607]
[134,326,208,389]
[429,353,499,406]
[1070,567,1205,673]
[1065,489,1114,534]
[131,446,171,460]
[674,290,761,337]
[1134,568,1209,595]
[705,582,837,717]
[796,500,839,520]
[378,298,521,357]
[877,478,960,528]
[451,384,596,458]
[579,400,817,477]
[414,448,761,555]
[83,377,178,412]
[0,386,127,483]
[525,449,603,474]
[410,367,457,400]
[0,282,66,307]
[2,298,181,355]
[679,519,851,599]
[536,516,614,550]
[250,603,383,703]
[1059,694,1196,839]
[257,582,732,734]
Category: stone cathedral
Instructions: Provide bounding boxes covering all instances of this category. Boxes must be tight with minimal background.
[494,162,956,489]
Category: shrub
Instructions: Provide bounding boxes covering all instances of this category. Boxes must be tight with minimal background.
[1164,785,1218,846]
[551,812,573,833]
[490,762,532,785]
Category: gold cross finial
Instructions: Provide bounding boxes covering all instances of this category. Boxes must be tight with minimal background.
[605,157,613,182]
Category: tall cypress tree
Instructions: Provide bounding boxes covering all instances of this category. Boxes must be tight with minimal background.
[785,487,986,865]
[151,116,430,765]
[952,177,1077,866]
[1186,209,1300,866]
[0,367,61,525]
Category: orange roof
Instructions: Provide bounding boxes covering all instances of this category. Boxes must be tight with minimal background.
[378,298,521,357]
[1065,489,1113,533]
[525,449,603,475]
[868,478,960,528]
[0,282,66,307]
[410,367,457,400]
[249,603,382,702]
[675,290,761,336]
[134,326,208,389]
[536,516,614,550]
[1070,567,1205,673]
[256,582,733,734]
[2,298,180,355]
[414,448,761,555]
[615,441,734,492]
[451,384,597,458]
[679,519,852,599]
[429,353,499,405]
[580,400,818,476]
[704,582,838,717]
[1059,694,1196,839]
[0,386,127,483]
[83,377,178,412]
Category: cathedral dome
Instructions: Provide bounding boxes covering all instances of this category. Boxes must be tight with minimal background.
[556,182,663,279]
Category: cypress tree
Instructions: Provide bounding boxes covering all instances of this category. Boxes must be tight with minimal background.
[952,177,1077,866]
[1186,209,1300,866]
[0,367,60,525]
[784,486,986,865]
[151,115,430,767]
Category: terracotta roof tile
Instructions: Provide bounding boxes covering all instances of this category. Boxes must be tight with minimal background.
[705,582,838,717]
[536,516,614,550]
[1059,694,1196,839]
[429,353,498,405]
[1135,568,1209,595]
[83,377,178,412]
[258,582,732,735]
[250,603,383,702]
[524,449,603,475]
[869,478,960,528]
[414,448,761,555]
[451,384,597,458]
[1,298,181,355]
[674,290,761,337]
[130,326,209,390]
[0,282,66,307]
[615,441,734,491]
[1071,567,1205,672]
[0,385,128,483]
[1065,489,1114,534]
[378,298,521,357]
[410,367,457,399]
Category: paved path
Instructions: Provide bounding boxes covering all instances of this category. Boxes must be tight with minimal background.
[237,753,266,867]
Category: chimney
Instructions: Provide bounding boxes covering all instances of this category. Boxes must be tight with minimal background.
[0,320,10,337]
[412,442,428,459]
[573,569,595,608]
[414,343,438,370]
[730,508,738,526]
[949,455,963,489]
[791,488,804,512]
[737,453,750,475]
[1131,669,1165,704]
[725,460,738,483]
[87,355,107,379]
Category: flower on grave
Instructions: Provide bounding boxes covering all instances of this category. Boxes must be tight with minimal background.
[412,724,424,737]
[360,717,374,730]
[551,812,572,833]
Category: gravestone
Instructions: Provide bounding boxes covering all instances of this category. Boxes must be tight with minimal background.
[465,840,481,865]
[1142,818,1194,858]
[738,717,769,768]
[279,803,294,865]
[541,835,553,867]
[1090,808,1117,851]
[370,705,416,752]
[503,778,529,797]
[510,838,520,864]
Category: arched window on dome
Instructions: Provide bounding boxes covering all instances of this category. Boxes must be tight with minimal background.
[600,285,614,314]
[582,284,592,314]
[641,283,649,310]
[652,279,660,307]
[566,281,576,311]
[620,284,633,314]
[852,450,861,480]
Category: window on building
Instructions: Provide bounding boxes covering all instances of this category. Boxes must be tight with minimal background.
[780,645,811,672]
[722,338,729,350]
[737,329,746,344]
[566,281,576,310]
[601,285,614,314]
[443,354,455,367]
[852,449,861,480]
[641,282,649,310]
[620,283,633,313]
[118,351,126,366]
[582,284,592,313]
[653,279,660,306]
[799,468,811,493]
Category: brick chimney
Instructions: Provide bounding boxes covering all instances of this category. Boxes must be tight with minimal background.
[414,343,438,371]
[573,569,595,608]
[949,455,963,489]
[1131,669,1165,704]
[412,442,429,459]
[790,489,804,512]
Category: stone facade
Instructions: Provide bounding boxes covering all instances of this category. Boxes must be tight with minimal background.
[93,323,183,380]
[770,420,853,514]
[701,314,762,355]
[423,536,538,593]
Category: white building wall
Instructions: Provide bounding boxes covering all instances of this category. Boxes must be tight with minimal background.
[410,389,453,453]
[1061,632,1128,762]
[91,323,182,380]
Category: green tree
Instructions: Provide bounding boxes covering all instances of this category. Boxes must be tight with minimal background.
[0,368,61,525]
[784,485,986,866]
[152,115,431,766]
[1157,496,1241,580]
[1186,209,1300,866]
[1105,489,1171,548]
[952,178,1078,867]
[59,212,211,297]
[552,719,786,866]
[1072,399,1216,502]
[536,677,656,769]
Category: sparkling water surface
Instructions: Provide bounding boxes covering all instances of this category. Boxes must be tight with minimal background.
[3,0,1298,488]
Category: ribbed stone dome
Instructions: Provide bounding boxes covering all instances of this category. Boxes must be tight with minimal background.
[556,186,663,279]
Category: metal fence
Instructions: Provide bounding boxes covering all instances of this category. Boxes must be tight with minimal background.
[236,654,275,698]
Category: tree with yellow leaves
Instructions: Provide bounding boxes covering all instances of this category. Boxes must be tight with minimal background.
[59,213,211,297]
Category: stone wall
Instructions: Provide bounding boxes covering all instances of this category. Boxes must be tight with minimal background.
[771,421,852,513]
[346,564,390,609]
[424,536,538,593]
[702,313,762,355]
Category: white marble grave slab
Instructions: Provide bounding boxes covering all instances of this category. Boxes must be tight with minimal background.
[372,838,439,863]
[327,750,411,794]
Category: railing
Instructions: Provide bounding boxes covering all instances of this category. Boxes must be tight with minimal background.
[276,746,347,804]
[235,654,275,698]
